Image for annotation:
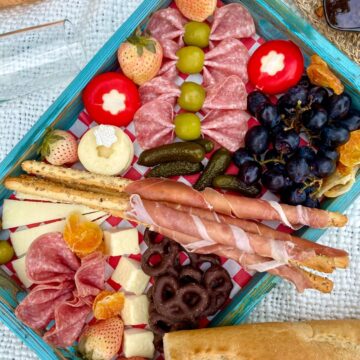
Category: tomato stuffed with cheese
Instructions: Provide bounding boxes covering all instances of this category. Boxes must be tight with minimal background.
[247,40,304,95]
[83,72,141,127]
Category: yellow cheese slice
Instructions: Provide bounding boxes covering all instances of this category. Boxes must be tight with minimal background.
[10,211,107,257]
[12,256,32,288]
[2,200,96,229]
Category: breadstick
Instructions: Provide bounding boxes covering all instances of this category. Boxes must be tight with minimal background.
[21,161,132,193]
[4,176,130,216]
[125,178,348,228]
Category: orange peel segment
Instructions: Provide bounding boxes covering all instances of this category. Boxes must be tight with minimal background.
[93,290,125,320]
[339,129,360,168]
[306,55,344,95]
[63,212,103,258]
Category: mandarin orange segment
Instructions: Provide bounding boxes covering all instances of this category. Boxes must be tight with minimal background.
[63,212,103,257]
[93,290,125,320]
[339,129,360,168]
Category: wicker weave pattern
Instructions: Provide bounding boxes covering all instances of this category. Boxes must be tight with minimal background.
[294,0,360,64]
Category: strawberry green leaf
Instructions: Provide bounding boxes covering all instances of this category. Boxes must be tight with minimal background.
[137,44,144,57]
[145,42,156,54]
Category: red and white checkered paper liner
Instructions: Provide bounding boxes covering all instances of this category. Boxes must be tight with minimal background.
[0,2,298,357]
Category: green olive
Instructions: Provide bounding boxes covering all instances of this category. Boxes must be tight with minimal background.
[178,82,206,112]
[176,46,205,74]
[184,21,211,48]
[0,241,14,265]
[175,113,202,141]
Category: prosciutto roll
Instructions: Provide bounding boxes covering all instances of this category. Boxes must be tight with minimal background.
[124,178,348,228]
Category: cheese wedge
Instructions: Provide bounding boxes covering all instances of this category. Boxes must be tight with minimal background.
[111,257,150,295]
[104,228,140,256]
[12,256,32,288]
[123,328,154,358]
[10,211,107,257]
[121,294,149,325]
[2,200,95,229]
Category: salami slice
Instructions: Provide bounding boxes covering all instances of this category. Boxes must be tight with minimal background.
[210,3,255,41]
[134,99,175,149]
[15,282,74,330]
[139,75,180,106]
[201,109,249,151]
[43,297,92,348]
[203,75,247,111]
[74,252,106,298]
[26,232,80,284]
[147,8,186,50]
[203,38,250,87]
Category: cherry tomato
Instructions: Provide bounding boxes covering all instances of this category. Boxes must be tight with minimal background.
[83,72,141,127]
[247,40,304,95]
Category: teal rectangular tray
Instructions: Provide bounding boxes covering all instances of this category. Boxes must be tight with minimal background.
[0,1,359,359]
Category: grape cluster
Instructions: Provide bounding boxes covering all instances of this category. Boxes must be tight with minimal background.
[234,76,360,207]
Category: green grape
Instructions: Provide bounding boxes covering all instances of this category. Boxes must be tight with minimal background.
[0,241,14,265]
[178,82,206,112]
[184,21,211,48]
[176,46,205,74]
[175,113,202,141]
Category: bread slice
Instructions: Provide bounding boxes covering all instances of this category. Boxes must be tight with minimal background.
[163,320,360,360]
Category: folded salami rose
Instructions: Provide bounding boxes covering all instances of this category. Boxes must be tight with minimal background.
[16,232,106,348]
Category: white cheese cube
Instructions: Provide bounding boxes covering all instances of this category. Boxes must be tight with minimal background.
[104,228,140,256]
[111,257,149,295]
[123,328,154,359]
[121,294,149,325]
[12,256,33,288]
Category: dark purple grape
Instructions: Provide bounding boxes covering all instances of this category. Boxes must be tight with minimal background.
[324,87,334,97]
[303,196,320,208]
[264,149,285,171]
[295,147,316,162]
[284,176,294,189]
[298,75,311,89]
[317,147,339,162]
[311,156,336,178]
[245,125,270,155]
[264,149,280,161]
[238,161,262,185]
[302,106,328,131]
[286,157,310,183]
[277,94,296,117]
[257,104,281,129]
[233,148,254,168]
[307,86,328,106]
[274,130,300,155]
[328,93,351,119]
[320,125,350,148]
[270,122,286,141]
[261,170,285,193]
[338,110,360,132]
[281,185,306,205]
[286,85,309,107]
[247,91,270,116]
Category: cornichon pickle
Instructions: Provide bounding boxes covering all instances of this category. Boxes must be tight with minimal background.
[194,148,231,191]
[138,143,205,167]
[212,175,261,197]
[192,138,214,153]
[146,161,204,178]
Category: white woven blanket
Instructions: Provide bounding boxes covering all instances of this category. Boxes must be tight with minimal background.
[0,1,359,359]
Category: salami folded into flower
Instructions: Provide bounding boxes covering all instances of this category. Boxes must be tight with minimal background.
[15,233,106,348]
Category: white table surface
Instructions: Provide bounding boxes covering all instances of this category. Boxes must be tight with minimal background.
[0,1,359,359]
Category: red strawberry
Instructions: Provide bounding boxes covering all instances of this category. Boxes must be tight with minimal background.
[78,317,124,360]
[39,129,78,166]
